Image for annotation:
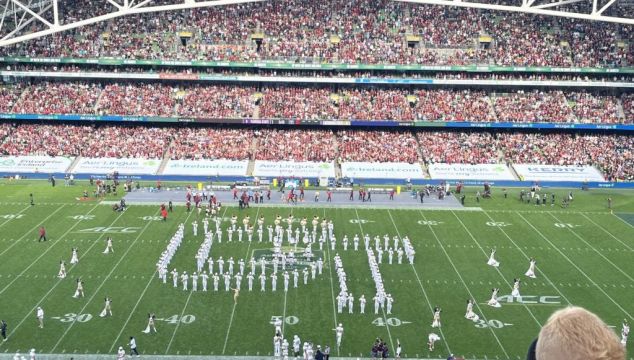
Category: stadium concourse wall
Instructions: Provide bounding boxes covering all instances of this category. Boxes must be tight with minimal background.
[1,156,634,189]
[3,172,634,189]
[1,113,634,131]
[2,56,634,74]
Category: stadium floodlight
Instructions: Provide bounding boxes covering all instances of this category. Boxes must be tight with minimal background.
[0,0,264,48]
[395,0,633,24]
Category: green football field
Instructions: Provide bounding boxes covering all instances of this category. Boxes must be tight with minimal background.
[0,180,632,359]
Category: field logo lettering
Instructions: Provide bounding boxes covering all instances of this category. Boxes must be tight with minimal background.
[0,214,25,219]
[417,220,443,226]
[349,219,374,224]
[270,315,299,325]
[497,295,561,305]
[159,314,196,324]
[77,226,141,234]
[139,216,164,221]
[474,319,512,329]
[69,215,96,220]
[372,317,411,327]
[52,313,93,323]
[554,223,579,228]
[486,221,511,227]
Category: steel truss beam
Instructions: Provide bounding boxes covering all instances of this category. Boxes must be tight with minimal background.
[0,0,263,47]
[396,0,633,24]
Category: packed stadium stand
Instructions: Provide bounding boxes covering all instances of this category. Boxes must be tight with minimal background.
[0,0,632,185]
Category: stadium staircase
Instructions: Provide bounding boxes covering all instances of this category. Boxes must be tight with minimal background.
[617,98,626,119]
[562,93,581,123]
[14,86,31,111]
[93,87,106,113]
[506,159,522,181]
[413,134,431,179]
[245,137,259,176]
[486,95,498,122]
[156,139,174,175]
[331,135,343,179]
[66,156,83,174]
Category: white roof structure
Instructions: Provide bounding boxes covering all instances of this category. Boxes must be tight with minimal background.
[0,0,263,47]
[0,0,631,48]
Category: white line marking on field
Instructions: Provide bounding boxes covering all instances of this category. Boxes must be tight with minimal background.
[406,210,509,358]
[449,211,542,328]
[0,205,67,258]
[323,208,340,356]
[580,213,634,254]
[159,209,201,355]
[515,212,633,320]
[0,204,31,228]
[0,204,93,296]
[9,205,124,335]
[386,209,452,356]
[480,211,572,305]
[548,213,634,283]
[113,207,197,354]
[612,213,634,229]
[50,209,161,352]
[166,291,195,354]
[221,206,258,355]
[353,208,394,353]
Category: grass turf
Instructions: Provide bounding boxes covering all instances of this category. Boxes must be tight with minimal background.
[0,180,632,359]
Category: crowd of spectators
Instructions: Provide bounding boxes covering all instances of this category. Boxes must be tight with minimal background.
[179,85,256,118]
[492,90,576,123]
[12,82,100,115]
[1,82,630,123]
[0,124,170,158]
[622,94,634,120]
[0,123,631,180]
[255,129,336,162]
[1,0,631,67]
[499,133,633,181]
[169,128,253,160]
[412,89,496,122]
[0,86,22,113]
[337,130,420,163]
[97,83,176,117]
[567,92,623,124]
[260,86,338,120]
[418,131,501,164]
[338,89,414,121]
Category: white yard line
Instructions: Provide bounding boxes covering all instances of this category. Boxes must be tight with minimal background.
[449,211,543,328]
[112,208,196,354]
[0,205,67,258]
[0,204,94,295]
[478,211,572,305]
[221,207,259,355]
[612,212,634,229]
[385,210,453,356]
[547,212,634,282]
[515,211,633,320]
[6,208,129,340]
[353,208,394,353]
[279,207,288,337]
[50,209,161,352]
[323,208,340,356]
[580,213,634,251]
[410,210,510,358]
[167,291,196,354]
[0,204,31,228]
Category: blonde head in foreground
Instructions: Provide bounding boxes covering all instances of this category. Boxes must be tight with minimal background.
[536,306,625,360]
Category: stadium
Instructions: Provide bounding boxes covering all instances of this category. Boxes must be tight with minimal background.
[0,0,632,359]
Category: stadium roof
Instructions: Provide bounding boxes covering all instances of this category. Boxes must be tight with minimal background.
[0,0,631,48]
